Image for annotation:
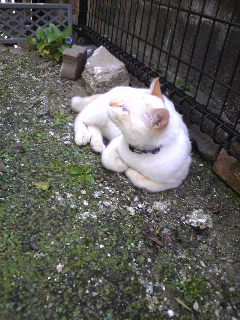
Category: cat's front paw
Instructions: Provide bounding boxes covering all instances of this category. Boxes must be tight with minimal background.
[74,128,91,146]
[115,158,128,172]
[90,141,106,153]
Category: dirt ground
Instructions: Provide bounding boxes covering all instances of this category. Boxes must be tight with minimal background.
[0,46,239,320]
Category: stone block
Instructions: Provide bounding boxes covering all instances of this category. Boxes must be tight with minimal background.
[60,45,87,80]
[82,46,130,93]
[212,148,240,194]
[189,124,220,162]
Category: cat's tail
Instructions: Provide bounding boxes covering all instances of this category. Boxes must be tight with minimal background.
[71,94,101,113]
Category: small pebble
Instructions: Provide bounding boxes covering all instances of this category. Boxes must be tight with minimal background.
[29,239,40,251]
[167,309,175,317]
[193,301,199,312]
[56,263,64,273]
[200,260,206,268]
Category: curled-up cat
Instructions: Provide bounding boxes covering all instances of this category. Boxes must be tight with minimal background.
[71,78,191,192]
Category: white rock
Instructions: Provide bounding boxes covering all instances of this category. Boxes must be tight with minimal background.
[193,301,199,312]
[182,209,213,229]
[167,309,175,317]
[152,201,170,212]
[56,263,64,273]
[82,46,130,93]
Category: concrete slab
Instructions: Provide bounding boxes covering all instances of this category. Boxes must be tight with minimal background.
[82,45,130,93]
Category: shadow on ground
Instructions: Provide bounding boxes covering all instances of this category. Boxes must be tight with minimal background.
[0,46,239,320]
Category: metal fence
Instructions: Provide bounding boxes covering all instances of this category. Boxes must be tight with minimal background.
[78,0,240,159]
[0,2,72,44]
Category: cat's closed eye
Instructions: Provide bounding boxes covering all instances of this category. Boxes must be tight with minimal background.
[109,99,128,112]
[121,105,128,112]
[109,99,123,107]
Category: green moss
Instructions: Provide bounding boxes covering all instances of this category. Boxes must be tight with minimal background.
[181,275,206,302]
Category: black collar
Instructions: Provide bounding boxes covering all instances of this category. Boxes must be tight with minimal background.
[129,144,161,154]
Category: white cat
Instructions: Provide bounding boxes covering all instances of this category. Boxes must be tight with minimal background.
[71,79,191,192]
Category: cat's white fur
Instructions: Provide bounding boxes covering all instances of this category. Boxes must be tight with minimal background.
[71,79,191,192]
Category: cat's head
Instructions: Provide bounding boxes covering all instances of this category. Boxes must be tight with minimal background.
[108,78,170,148]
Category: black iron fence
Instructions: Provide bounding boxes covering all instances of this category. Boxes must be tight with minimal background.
[78,0,240,159]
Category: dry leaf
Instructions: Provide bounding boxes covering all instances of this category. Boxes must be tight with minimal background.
[149,236,163,247]
[18,145,26,153]
[0,160,4,172]
[174,297,191,311]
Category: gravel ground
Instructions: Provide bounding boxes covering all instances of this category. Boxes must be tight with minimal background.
[0,46,239,320]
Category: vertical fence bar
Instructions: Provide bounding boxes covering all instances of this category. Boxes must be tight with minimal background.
[191,0,221,100]
[78,0,88,27]
[114,1,122,46]
[135,0,146,61]
[118,0,127,49]
[141,0,154,64]
[156,0,171,75]
[163,0,181,80]
[129,0,140,56]
[205,0,239,109]
[148,1,162,68]
[102,0,110,39]
[173,0,194,85]
[124,0,133,52]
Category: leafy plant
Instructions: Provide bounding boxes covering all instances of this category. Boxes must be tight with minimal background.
[175,77,193,95]
[53,110,73,126]
[25,23,72,62]
[67,164,94,185]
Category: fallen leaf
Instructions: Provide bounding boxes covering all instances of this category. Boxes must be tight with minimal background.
[33,181,50,190]
[149,236,163,247]
[174,297,191,311]
[18,145,26,153]
[0,160,4,172]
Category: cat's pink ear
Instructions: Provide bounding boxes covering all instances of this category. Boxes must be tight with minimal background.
[148,108,169,128]
[150,78,163,99]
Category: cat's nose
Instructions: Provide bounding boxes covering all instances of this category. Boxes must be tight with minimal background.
[109,99,123,107]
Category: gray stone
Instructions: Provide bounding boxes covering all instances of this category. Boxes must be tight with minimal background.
[182,209,213,230]
[193,301,200,312]
[60,45,87,80]
[189,124,220,162]
[82,46,130,93]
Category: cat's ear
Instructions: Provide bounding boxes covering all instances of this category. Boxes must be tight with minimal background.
[150,78,163,99]
[148,108,169,129]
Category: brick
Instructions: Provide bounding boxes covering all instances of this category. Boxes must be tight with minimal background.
[60,45,87,80]
[212,148,240,194]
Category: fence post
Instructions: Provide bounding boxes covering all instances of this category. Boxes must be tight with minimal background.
[78,0,88,27]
